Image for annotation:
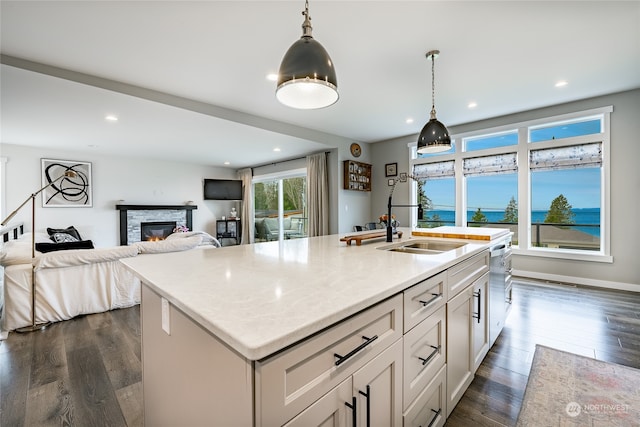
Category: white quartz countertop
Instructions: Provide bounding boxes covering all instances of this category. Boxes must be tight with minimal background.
[121,228,500,360]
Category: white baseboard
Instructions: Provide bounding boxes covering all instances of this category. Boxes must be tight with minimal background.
[514,269,640,293]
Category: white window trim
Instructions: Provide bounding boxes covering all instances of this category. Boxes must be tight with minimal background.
[409,105,613,263]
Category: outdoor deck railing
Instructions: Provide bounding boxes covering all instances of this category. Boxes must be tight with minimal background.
[416,219,601,251]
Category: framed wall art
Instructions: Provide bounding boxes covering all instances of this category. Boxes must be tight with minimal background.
[385,162,397,177]
[41,158,93,207]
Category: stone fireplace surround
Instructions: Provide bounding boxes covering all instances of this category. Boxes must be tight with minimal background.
[116,204,197,245]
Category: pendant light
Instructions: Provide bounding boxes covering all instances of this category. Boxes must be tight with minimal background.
[276,0,338,109]
[417,50,451,154]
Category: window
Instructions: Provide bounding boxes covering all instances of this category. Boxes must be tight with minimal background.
[253,171,307,242]
[463,153,519,243]
[413,161,456,228]
[464,130,517,151]
[410,106,611,261]
[529,143,602,251]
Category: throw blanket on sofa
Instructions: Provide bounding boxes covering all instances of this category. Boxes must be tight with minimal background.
[0,231,217,335]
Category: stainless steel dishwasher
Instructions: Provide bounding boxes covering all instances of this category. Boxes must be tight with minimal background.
[489,235,513,347]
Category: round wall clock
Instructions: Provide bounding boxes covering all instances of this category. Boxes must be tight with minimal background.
[350,143,362,157]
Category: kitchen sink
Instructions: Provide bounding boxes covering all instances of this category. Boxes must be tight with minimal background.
[378,239,467,255]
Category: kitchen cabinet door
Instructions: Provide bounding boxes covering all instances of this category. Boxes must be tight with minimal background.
[352,339,403,427]
[472,272,490,372]
[284,377,354,427]
[446,285,474,417]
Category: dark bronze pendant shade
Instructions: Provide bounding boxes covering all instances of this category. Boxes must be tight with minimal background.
[417,50,451,154]
[276,0,338,109]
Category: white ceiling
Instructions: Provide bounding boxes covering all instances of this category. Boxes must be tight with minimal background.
[1,1,639,169]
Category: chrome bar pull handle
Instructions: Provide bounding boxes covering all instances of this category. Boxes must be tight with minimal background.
[473,288,481,323]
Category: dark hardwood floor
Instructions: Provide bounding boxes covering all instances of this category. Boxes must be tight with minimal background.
[1,279,638,426]
[445,279,640,427]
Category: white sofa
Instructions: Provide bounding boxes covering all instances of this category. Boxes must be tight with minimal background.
[0,230,218,335]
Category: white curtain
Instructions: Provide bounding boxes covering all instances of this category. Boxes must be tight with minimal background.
[237,168,254,244]
[306,153,329,237]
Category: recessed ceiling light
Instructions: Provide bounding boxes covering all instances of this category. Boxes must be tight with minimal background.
[266,73,278,81]
[468,102,478,109]
[105,115,118,122]
[405,118,414,124]
[224,161,230,165]
[273,147,281,152]
[555,80,568,88]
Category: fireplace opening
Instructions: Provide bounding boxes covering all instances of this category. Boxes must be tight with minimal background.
[141,221,177,242]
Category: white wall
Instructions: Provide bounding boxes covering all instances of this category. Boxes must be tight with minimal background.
[0,144,237,247]
[371,89,640,290]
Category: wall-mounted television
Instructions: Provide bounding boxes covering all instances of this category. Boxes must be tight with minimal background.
[203,179,243,201]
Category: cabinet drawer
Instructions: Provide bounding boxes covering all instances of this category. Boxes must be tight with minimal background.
[447,251,489,299]
[403,271,447,333]
[403,306,446,411]
[403,364,447,427]
[255,294,403,427]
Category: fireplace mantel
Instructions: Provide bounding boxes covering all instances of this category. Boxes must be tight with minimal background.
[116,204,197,245]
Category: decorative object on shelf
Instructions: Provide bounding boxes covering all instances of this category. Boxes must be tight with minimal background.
[276,0,338,109]
[230,207,237,218]
[399,172,408,182]
[417,50,451,154]
[343,160,371,191]
[350,142,362,158]
[385,162,397,177]
[1,168,78,333]
[379,214,399,231]
[41,158,92,207]
[173,225,189,233]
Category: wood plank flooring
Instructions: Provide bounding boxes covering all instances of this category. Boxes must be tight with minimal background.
[1,279,638,426]
[445,279,640,427]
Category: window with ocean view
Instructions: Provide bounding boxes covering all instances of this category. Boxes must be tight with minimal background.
[410,106,611,260]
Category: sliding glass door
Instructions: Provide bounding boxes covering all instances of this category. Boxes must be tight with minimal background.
[253,171,307,242]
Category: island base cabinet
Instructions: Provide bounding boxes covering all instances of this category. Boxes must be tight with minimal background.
[140,285,253,427]
[403,364,447,427]
[284,378,354,427]
[445,271,490,416]
[283,339,403,427]
[445,284,474,417]
[353,339,403,427]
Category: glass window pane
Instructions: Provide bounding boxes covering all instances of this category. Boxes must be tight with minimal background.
[254,180,279,242]
[416,177,455,228]
[530,168,601,251]
[417,141,456,158]
[254,176,307,242]
[466,173,518,244]
[464,131,518,151]
[529,118,601,142]
[282,176,307,239]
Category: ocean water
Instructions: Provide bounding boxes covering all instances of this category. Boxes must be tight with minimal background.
[423,208,601,237]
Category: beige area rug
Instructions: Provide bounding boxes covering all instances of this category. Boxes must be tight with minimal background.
[516,345,640,427]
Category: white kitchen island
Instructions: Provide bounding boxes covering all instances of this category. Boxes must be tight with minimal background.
[121,228,506,426]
